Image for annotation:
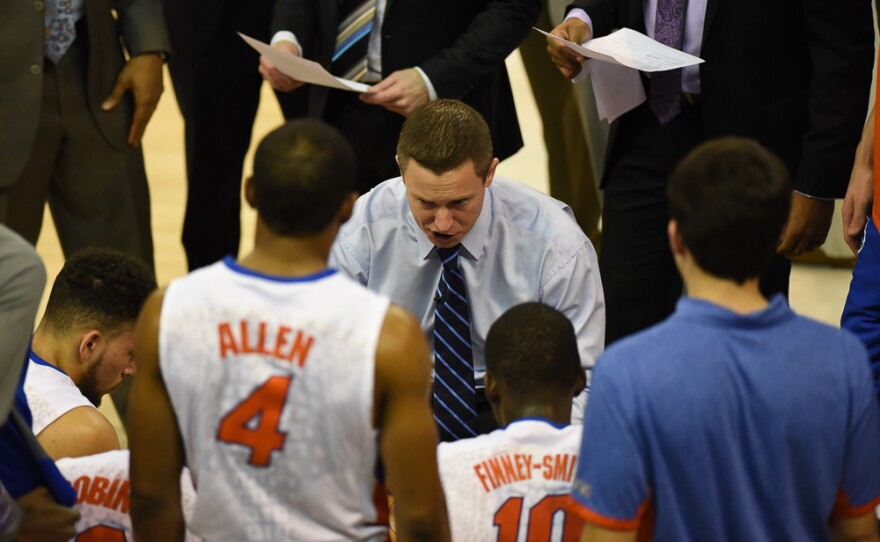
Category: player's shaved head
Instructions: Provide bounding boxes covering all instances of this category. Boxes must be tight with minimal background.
[252,119,357,236]
[485,303,582,399]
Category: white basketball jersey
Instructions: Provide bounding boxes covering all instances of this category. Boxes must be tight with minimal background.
[437,419,584,542]
[24,355,95,436]
[159,259,391,541]
[56,450,201,542]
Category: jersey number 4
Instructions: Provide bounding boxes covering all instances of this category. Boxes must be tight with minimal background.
[493,495,584,542]
[217,375,292,467]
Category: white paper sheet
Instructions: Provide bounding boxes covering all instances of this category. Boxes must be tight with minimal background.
[537,27,703,72]
[585,60,646,123]
[239,33,370,93]
[537,27,702,122]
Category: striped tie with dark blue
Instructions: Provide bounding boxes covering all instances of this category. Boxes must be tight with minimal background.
[331,0,377,82]
[433,245,478,442]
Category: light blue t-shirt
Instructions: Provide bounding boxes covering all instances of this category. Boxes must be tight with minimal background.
[572,295,880,541]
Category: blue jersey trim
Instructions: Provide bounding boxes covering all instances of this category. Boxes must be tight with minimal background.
[508,416,569,430]
[28,349,68,377]
[223,256,337,283]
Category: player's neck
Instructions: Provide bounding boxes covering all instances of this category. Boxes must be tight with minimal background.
[683,269,768,315]
[241,223,334,277]
[31,324,80,380]
[502,402,571,427]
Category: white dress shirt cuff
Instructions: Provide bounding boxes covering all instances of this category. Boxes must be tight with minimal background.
[270,31,303,55]
[414,67,439,101]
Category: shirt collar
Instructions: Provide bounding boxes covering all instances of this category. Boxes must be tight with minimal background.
[29,348,68,377]
[411,184,493,262]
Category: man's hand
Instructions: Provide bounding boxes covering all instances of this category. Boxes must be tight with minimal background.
[102,53,164,147]
[841,158,874,254]
[547,18,591,79]
[777,193,835,258]
[259,41,304,93]
[16,487,79,542]
[360,69,429,117]
[841,108,875,254]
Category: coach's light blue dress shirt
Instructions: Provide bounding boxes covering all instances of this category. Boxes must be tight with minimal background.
[329,177,605,421]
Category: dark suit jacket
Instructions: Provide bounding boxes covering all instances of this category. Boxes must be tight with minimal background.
[570,0,874,198]
[0,0,170,187]
[271,0,542,162]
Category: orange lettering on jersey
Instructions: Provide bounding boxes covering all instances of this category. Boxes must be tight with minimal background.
[73,476,90,504]
[488,457,508,488]
[552,454,571,481]
[218,323,238,358]
[542,454,553,480]
[240,320,255,353]
[257,322,273,355]
[475,454,535,493]
[541,453,577,482]
[500,455,518,484]
[287,331,314,368]
[219,320,315,366]
[87,476,110,505]
[516,454,533,481]
[474,464,492,493]
[103,478,121,508]
[273,326,292,358]
[110,480,130,513]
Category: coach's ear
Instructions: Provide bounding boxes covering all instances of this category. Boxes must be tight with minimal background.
[244,176,256,209]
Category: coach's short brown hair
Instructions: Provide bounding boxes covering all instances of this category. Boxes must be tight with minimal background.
[396,100,494,179]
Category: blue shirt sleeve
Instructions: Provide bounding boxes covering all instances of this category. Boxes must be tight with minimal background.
[837,337,880,515]
[573,359,651,528]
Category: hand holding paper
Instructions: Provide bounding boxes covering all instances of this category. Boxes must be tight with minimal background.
[258,40,304,93]
[541,26,704,122]
[241,33,370,93]
[546,18,593,79]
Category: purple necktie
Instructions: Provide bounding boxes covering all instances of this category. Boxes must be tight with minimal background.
[650,0,687,125]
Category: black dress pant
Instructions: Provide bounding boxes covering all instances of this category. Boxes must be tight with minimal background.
[168,2,307,271]
[600,101,790,346]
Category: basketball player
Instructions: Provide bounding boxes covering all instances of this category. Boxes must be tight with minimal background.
[24,248,156,460]
[57,450,201,542]
[129,119,451,542]
[437,302,586,541]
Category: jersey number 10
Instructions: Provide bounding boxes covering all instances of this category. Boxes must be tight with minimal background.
[493,494,583,542]
[217,375,292,467]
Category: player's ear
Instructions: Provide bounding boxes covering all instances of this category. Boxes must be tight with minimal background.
[573,369,587,398]
[244,177,256,209]
[338,192,358,224]
[79,330,103,364]
[484,371,500,405]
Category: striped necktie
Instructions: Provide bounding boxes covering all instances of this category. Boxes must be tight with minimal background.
[433,245,478,442]
[44,0,78,64]
[649,0,687,125]
[331,0,377,82]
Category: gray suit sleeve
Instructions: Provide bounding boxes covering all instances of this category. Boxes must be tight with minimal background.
[0,225,45,425]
